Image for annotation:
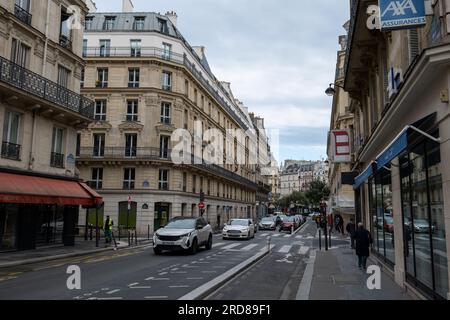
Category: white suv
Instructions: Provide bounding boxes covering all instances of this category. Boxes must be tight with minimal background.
[153,217,213,255]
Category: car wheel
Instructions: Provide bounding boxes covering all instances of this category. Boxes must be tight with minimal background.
[189,238,198,255]
[153,248,162,255]
[205,235,213,250]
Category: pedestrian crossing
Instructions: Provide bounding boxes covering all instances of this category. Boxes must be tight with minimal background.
[212,241,311,255]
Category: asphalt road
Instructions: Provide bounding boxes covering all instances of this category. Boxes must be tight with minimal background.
[0,220,350,300]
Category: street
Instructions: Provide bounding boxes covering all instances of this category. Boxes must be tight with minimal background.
[0,221,351,300]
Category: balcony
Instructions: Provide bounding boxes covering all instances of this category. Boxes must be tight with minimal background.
[50,152,65,168]
[0,56,94,120]
[78,147,171,161]
[14,5,32,26]
[59,35,72,50]
[1,142,21,161]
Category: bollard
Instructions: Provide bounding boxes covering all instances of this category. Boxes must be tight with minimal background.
[128,230,131,246]
[319,228,322,251]
[135,230,138,245]
[267,236,272,252]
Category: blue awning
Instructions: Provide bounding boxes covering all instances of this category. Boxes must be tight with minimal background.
[376,130,408,169]
[353,163,374,189]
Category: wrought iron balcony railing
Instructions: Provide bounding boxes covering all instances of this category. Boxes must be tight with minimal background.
[50,152,65,168]
[0,56,94,119]
[1,141,21,161]
[78,147,172,161]
[14,4,32,25]
[59,35,72,50]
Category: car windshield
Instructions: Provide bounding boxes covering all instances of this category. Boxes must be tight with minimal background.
[229,220,248,226]
[262,218,273,223]
[165,219,196,229]
[414,219,429,225]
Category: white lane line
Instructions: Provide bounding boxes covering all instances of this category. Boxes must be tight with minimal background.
[182,264,199,268]
[296,235,303,239]
[171,271,188,274]
[222,243,241,250]
[241,244,259,251]
[284,234,292,238]
[187,277,204,280]
[146,277,169,281]
[159,272,168,276]
[128,282,139,287]
[278,245,292,253]
[130,286,152,289]
[171,268,180,271]
[169,285,190,288]
[298,246,309,255]
[192,261,210,264]
[106,289,120,295]
[296,250,317,300]
[145,296,169,300]
[212,242,225,248]
[272,234,281,237]
[89,297,123,300]
[260,244,276,251]
[259,233,268,237]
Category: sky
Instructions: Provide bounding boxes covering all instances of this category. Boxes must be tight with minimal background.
[92,0,350,166]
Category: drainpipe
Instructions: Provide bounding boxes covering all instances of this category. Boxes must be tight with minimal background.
[28,108,37,170]
[42,0,51,76]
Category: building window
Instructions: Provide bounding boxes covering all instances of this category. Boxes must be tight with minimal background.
[157,18,168,34]
[97,68,108,88]
[51,127,64,168]
[184,110,188,130]
[193,175,197,193]
[160,102,171,124]
[57,66,70,88]
[76,133,81,157]
[14,0,32,25]
[103,16,116,30]
[399,133,448,299]
[84,16,93,30]
[93,133,105,157]
[128,68,140,88]
[11,38,30,67]
[194,89,198,104]
[133,17,145,30]
[126,100,138,122]
[80,68,85,88]
[125,134,137,158]
[162,42,172,60]
[160,136,170,159]
[60,7,72,49]
[159,170,169,190]
[201,96,204,110]
[99,39,110,57]
[162,71,172,91]
[123,168,135,189]
[130,40,141,57]
[1,110,21,161]
[182,172,187,192]
[91,168,103,189]
[94,100,107,121]
[185,80,189,97]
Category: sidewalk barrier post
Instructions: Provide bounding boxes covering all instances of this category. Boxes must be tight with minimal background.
[128,229,131,246]
[319,228,322,251]
[84,209,88,241]
[267,236,272,252]
[135,229,138,245]
[95,207,99,248]
[118,226,121,241]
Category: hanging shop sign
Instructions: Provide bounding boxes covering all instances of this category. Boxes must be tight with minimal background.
[379,0,426,30]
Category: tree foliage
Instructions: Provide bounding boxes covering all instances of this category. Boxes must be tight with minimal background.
[277,180,330,209]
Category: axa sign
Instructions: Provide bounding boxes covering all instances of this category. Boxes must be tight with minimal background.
[379,0,426,30]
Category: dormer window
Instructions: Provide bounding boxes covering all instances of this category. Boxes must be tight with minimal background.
[103,16,116,30]
[133,17,145,30]
[157,18,168,34]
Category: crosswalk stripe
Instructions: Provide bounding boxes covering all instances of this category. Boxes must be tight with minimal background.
[222,243,241,250]
[272,234,281,237]
[295,235,303,239]
[298,246,309,255]
[284,234,292,238]
[278,245,292,253]
[241,244,259,251]
[259,233,268,237]
[212,242,225,248]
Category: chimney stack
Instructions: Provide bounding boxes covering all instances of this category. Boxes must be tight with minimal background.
[85,0,97,13]
[165,11,178,27]
[122,0,134,13]
[192,46,206,60]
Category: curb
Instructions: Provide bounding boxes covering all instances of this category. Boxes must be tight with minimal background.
[0,241,153,269]
[178,248,270,300]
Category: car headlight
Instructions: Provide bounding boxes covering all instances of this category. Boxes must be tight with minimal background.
[242,228,249,232]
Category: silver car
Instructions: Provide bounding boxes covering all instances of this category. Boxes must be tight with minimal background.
[153,217,213,255]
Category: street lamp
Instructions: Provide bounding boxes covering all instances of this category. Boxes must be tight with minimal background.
[325,83,345,96]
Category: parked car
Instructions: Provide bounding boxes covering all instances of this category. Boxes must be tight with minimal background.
[280,216,300,233]
[384,216,394,233]
[153,217,212,255]
[259,216,277,230]
[223,219,255,240]
[413,219,435,234]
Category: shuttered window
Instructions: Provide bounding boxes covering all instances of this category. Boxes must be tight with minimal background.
[408,29,420,65]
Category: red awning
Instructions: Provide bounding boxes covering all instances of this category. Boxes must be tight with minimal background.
[0,172,103,207]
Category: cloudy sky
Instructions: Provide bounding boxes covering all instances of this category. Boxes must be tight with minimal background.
[92,0,350,165]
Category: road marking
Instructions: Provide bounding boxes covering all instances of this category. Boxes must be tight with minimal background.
[272,234,281,237]
[182,264,199,268]
[241,244,259,251]
[89,297,123,300]
[171,268,180,271]
[296,235,303,239]
[298,246,310,255]
[106,289,120,295]
[171,271,188,274]
[145,277,169,281]
[192,261,210,264]
[169,285,190,288]
[212,242,225,248]
[145,296,168,299]
[202,271,217,274]
[130,286,152,289]
[278,245,292,253]
[284,234,292,238]
[222,243,241,250]
[159,272,168,276]
[259,233,268,237]
[187,277,204,280]
[128,282,139,287]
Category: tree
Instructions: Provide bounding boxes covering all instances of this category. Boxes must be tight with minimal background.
[305,180,330,207]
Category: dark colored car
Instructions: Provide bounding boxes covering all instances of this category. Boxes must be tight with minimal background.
[280,216,299,233]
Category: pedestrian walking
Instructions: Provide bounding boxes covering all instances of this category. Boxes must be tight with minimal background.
[352,223,373,270]
[346,218,356,249]
[334,214,341,233]
[104,215,114,244]
[338,214,344,235]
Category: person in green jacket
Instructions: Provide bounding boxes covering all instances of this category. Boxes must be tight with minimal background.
[104,216,114,243]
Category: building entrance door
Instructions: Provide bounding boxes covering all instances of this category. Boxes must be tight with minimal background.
[154,203,170,231]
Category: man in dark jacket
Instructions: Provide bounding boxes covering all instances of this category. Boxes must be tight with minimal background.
[346,219,356,249]
[352,223,373,270]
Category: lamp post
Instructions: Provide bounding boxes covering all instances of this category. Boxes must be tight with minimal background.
[325,83,345,96]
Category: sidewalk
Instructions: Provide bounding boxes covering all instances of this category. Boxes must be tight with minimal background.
[300,237,413,300]
[0,237,152,269]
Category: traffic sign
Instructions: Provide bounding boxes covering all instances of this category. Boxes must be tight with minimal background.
[198,202,205,209]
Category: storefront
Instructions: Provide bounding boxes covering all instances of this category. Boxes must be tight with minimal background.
[0,170,103,252]
[354,115,449,299]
